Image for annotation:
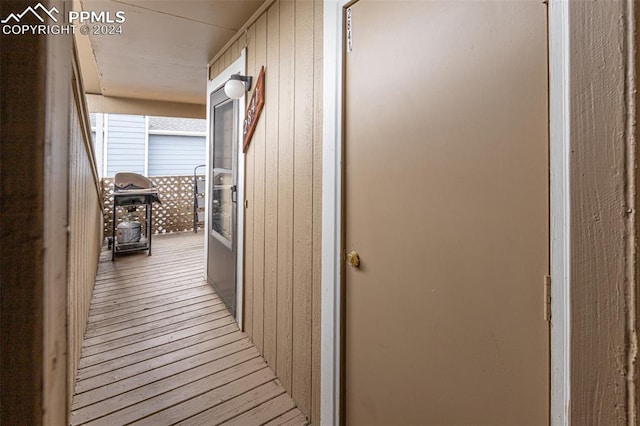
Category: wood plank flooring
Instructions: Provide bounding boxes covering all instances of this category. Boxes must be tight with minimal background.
[70,232,308,426]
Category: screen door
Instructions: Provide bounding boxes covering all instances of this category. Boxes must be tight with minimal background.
[207,87,238,317]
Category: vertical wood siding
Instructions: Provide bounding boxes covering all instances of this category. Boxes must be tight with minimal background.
[209,1,322,422]
[68,51,104,404]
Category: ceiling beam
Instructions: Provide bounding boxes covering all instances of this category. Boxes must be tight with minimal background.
[86,94,205,119]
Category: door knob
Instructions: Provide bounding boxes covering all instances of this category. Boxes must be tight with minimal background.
[346,251,360,268]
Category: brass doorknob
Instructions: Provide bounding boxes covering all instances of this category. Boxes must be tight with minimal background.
[346,251,360,268]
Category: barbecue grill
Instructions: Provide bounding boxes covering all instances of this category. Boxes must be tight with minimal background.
[111,172,161,260]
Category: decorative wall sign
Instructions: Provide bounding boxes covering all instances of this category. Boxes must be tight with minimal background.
[243,66,265,153]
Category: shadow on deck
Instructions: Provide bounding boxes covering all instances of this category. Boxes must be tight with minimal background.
[70,232,307,426]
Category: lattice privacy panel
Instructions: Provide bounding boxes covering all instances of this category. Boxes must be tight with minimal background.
[102,175,205,237]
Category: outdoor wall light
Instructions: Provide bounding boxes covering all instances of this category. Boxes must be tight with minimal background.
[224,74,253,99]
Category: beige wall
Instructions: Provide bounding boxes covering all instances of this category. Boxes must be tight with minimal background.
[209,1,323,423]
[68,49,104,405]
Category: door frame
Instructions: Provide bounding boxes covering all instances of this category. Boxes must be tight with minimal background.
[206,49,247,329]
[321,1,569,424]
[547,2,570,424]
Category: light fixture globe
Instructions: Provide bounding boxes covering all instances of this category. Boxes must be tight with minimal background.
[224,78,246,99]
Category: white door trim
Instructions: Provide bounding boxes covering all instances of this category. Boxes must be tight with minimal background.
[321,0,348,423]
[548,1,571,424]
[321,1,570,424]
[206,49,247,329]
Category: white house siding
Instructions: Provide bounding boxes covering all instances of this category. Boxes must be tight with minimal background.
[106,114,146,176]
[148,134,206,176]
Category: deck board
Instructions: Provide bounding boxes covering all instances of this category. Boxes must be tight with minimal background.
[82,304,231,347]
[90,276,206,302]
[71,232,307,426]
[134,371,281,425]
[76,324,239,381]
[85,294,218,331]
[75,334,251,394]
[87,289,215,322]
[84,300,225,338]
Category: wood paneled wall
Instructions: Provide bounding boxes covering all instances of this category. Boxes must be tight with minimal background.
[209,1,322,423]
[68,47,104,403]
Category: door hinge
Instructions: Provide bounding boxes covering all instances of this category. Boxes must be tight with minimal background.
[346,7,353,53]
[544,275,551,321]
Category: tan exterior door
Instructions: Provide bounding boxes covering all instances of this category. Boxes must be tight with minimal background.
[343,1,549,424]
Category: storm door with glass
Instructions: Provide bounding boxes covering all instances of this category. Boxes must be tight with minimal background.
[207,87,238,317]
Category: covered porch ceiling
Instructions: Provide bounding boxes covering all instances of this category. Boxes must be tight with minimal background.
[75,0,264,116]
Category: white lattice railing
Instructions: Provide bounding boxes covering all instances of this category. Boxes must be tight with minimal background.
[101,175,205,237]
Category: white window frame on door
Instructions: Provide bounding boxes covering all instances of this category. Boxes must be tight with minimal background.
[321,1,571,424]
[206,49,247,329]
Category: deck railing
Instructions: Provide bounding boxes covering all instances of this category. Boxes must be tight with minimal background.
[68,47,104,402]
[101,174,205,237]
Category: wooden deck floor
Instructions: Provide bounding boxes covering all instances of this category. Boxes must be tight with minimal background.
[70,232,307,426]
